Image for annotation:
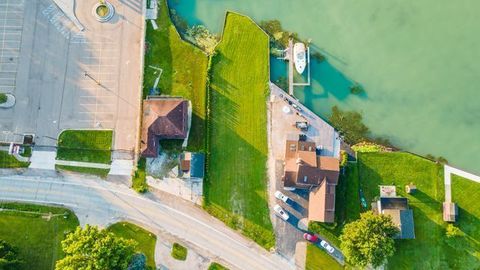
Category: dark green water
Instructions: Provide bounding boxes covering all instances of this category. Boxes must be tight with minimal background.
[169,0,480,173]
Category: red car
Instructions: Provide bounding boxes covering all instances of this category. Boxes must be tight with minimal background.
[303,233,319,243]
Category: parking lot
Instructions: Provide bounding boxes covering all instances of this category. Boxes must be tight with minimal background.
[0,0,143,157]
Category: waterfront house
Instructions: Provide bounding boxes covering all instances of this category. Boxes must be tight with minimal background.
[282,139,340,223]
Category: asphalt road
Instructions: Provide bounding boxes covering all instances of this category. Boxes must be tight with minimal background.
[0,173,293,270]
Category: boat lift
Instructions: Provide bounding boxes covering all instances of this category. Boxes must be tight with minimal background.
[278,38,311,96]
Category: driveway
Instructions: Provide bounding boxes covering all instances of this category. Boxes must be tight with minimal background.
[0,172,293,270]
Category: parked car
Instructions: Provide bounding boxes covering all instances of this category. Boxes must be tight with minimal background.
[292,103,302,112]
[303,233,319,243]
[273,204,289,221]
[320,240,335,253]
[274,191,290,203]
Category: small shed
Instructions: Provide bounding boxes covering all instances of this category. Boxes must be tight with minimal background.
[443,202,458,222]
[405,183,417,194]
[180,152,205,179]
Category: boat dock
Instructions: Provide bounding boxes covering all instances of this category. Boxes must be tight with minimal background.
[282,38,311,96]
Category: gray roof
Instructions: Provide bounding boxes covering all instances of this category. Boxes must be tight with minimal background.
[380,197,408,210]
[399,209,415,239]
[190,153,205,178]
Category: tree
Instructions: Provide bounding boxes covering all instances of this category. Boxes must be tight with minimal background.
[340,211,399,268]
[56,225,137,270]
[329,106,370,145]
[0,240,23,270]
[127,253,147,270]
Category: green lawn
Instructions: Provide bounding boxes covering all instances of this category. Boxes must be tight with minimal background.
[56,130,113,164]
[208,262,229,270]
[0,150,29,168]
[107,222,157,269]
[55,165,110,178]
[171,242,187,261]
[450,175,480,269]
[0,203,79,270]
[143,0,208,151]
[204,12,274,249]
[356,152,480,269]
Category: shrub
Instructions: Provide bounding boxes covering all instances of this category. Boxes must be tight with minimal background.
[340,150,348,167]
[0,93,7,104]
[351,142,386,153]
[132,158,148,193]
[186,25,218,54]
[171,243,187,261]
[446,224,463,238]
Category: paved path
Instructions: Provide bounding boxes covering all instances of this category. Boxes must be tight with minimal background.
[0,173,293,270]
[56,160,111,169]
[444,165,480,202]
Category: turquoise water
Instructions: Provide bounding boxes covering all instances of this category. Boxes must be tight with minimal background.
[169,0,480,173]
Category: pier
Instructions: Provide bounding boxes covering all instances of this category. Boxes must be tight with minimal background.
[282,38,311,96]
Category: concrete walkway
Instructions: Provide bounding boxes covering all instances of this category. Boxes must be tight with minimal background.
[29,151,56,170]
[109,159,133,176]
[56,160,111,169]
[444,165,480,202]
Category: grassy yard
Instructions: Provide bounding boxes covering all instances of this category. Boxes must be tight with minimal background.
[204,12,274,249]
[55,165,110,178]
[450,175,480,269]
[355,152,480,269]
[0,150,29,168]
[0,203,79,270]
[143,0,208,151]
[107,222,157,269]
[56,130,113,164]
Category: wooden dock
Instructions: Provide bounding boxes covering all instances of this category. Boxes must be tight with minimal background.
[287,39,294,96]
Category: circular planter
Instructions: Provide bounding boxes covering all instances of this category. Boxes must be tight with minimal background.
[0,94,16,108]
[92,2,115,23]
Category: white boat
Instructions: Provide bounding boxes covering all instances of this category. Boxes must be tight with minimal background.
[293,42,306,74]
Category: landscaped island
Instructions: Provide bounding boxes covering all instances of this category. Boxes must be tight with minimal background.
[204,12,274,249]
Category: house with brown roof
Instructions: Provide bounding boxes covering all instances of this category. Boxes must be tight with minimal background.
[141,97,189,158]
[282,139,340,223]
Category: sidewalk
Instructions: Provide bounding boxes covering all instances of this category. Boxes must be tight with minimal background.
[56,160,111,169]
